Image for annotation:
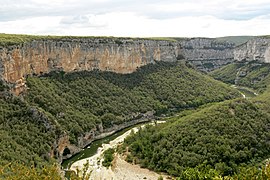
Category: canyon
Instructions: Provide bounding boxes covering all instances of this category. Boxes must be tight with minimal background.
[56,113,153,163]
[1,36,270,95]
[1,35,270,164]
[0,37,237,95]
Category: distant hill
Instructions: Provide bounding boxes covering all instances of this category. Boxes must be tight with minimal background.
[210,62,270,92]
[215,36,254,46]
[216,35,270,45]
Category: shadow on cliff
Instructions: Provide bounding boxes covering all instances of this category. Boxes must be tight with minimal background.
[41,61,181,90]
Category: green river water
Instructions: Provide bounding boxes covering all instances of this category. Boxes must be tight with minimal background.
[234,86,257,98]
[62,86,257,170]
[61,123,146,170]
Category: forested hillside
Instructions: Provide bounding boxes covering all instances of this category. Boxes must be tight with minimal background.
[123,66,270,179]
[123,98,270,178]
[0,61,240,178]
[210,61,270,92]
[25,61,239,143]
[0,96,56,166]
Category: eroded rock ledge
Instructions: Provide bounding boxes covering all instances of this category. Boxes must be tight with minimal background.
[234,37,270,63]
[52,111,155,163]
[0,38,180,95]
[0,37,235,95]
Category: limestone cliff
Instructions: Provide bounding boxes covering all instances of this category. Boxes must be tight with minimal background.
[0,38,180,95]
[180,38,234,71]
[55,112,153,163]
[0,37,237,95]
[234,37,270,63]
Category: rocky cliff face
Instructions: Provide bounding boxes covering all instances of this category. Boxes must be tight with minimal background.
[180,38,235,71]
[55,113,153,163]
[234,37,270,63]
[0,38,180,95]
[0,37,237,95]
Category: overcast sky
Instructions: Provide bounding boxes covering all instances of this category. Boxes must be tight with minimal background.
[1,0,270,37]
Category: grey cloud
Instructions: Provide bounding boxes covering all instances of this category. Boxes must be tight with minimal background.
[215,2,270,20]
[60,15,89,25]
[0,0,270,23]
[60,15,108,28]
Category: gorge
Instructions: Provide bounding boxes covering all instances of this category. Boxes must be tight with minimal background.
[1,34,270,179]
[0,35,239,95]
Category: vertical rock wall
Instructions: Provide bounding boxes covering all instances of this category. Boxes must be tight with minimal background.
[0,38,180,95]
[180,38,235,71]
[234,37,270,63]
[0,37,244,95]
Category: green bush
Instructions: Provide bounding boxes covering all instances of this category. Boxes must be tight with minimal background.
[102,148,115,168]
[124,99,270,177]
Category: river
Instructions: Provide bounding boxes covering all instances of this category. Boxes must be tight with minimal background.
[231,85,258,98]
[61,122,146,170]
[62,121,167,179]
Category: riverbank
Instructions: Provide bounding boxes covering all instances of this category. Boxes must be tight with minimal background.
[61,117,153,169]
[231,85,258,98]
[70,121,168,179]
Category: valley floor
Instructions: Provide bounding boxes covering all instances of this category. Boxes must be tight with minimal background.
[90,154,167,180]
[70,122,168,180]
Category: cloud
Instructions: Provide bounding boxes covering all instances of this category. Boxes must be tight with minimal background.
[3,0,269,21]
[60,15,108,28]
[147,0,270,20]
[0,0,270,37]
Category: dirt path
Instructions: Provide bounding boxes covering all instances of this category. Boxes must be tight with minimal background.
[70,121,167,180]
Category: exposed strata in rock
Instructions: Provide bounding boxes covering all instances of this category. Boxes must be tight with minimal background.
[180,38,235,71]
[5,37,266,96]
[0,38,180,95]
[234,37,270,63]
[0,37,237,95]
[56,111,154,163]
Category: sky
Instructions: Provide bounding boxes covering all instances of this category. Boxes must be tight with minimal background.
[1,0,270,38]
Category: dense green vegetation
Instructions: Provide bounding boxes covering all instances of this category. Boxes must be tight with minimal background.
[0,61,239,178]
[102,148,115,168]
[0,163,62,180]
[176,164,270,179]
[210,62,245,84]
[123,98,270,178]
[0,161,94,180]
[0,33,178,47]
[123,61,270,178]
[0,96,56,167]
[3,34,270,179]
[25,61,239,143]
[210,61,270,92]
[2,56,270,179]
[0,80,8,91]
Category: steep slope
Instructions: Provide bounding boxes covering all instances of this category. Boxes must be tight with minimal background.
[234,37,270,63]
[179,38,234,71]
[0,95,57,167]
[123,98,270,178]
[0,61,240,176]
[210,62,270,92]
[0,34,237,95]
[25,61,240,149]
[123,59,270,178]
[209,62,245,84]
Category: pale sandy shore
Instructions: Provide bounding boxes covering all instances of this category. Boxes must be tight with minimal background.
[70,121,168,180]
